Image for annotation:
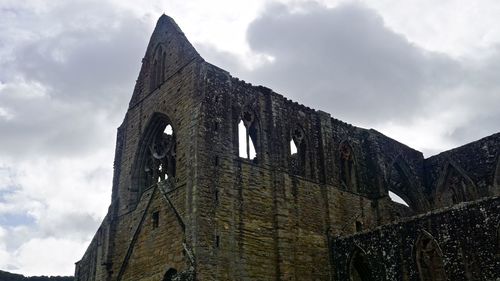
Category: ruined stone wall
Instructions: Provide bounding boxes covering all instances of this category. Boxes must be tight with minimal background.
[424,133,500,208]
[331,196,500,280]
[190,62,431,280]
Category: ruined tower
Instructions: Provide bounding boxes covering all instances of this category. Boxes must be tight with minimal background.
[75,15,500,281]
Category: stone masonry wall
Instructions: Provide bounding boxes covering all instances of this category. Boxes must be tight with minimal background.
[190,61,431,280]
[331,196,500,280]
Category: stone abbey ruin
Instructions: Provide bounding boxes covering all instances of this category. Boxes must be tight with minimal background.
[75,15,500,281]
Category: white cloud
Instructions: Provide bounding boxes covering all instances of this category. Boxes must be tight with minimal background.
[12,237,88,276]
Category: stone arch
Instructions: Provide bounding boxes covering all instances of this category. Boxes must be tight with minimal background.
[348,246,374,281]
[386,155,422,211]
[435,161,478,208]
[150,44,166,91]
[132,113,177,197]
[162,267,177,281]
[237,107,261,161]
[415,230,447,281]
[339,141,358,192]
[290,124,308,176]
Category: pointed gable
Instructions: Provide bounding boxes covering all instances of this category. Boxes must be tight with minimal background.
[129,15,202,107]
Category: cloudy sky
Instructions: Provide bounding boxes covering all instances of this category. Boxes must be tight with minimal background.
[0,0,499,276]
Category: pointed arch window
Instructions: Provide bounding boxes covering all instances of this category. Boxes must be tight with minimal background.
[150,45,167,91]
[162,268,177,281]
[290,125,306,176]
[348,247,374,281]
[134,114,176,194]
[238,109,258,160]
[415,231,447,281]
[436,162,477,207]
[339,142,357,192]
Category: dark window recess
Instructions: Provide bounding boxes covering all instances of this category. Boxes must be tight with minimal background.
[349,248,374,281]
[214,156,219,166]
[163,268,177,281]
[415,231,447,281]
[215,235,220,248]
[356,221,363,232]
[152,211,159,229]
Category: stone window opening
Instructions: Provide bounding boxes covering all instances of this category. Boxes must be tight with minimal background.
[355,221,363,232]
[162,268,177,281]
[348,247,374,281]
[415,231,447,281]
[238,110,258,160]
[152,211,159,229]
[388,190,410,207]
[164,124,173,135]
[290,126,306,176]
[435,162,477,207]
[290,139,298,155]
[150,46,167,91]
[339,141,357,192]
[214,188,219,204]
[134,114,177,196]
[144,125,176,186]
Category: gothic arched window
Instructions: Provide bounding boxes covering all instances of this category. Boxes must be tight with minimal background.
[348,247,374,281]
[435,162,477,207]
[290,125,306,176]
[150,45,167,91]
[339,141,357,192]
[238,109,258,160]
[415,231,447,281]
[134,113,176,194]
[162,268,177,281]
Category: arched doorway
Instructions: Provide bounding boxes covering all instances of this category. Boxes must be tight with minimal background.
[349,247,374,281]
[415,231,447,281]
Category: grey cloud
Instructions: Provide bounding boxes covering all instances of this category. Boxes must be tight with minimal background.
[201,2,498,148]
[38,212,101,241]
[0,1,153,159]
[244,2,462,124]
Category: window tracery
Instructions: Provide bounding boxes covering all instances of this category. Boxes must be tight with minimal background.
[134,114,176,195]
